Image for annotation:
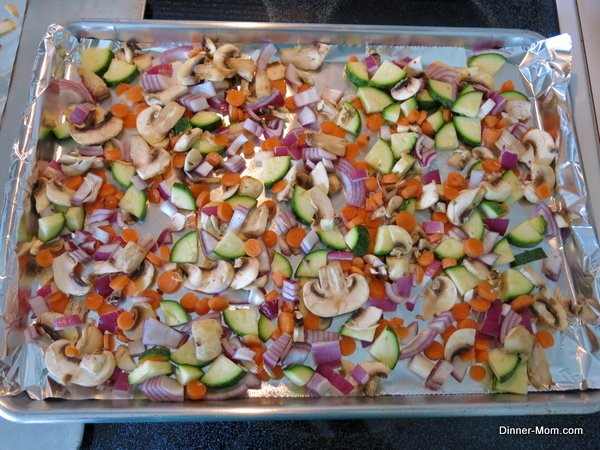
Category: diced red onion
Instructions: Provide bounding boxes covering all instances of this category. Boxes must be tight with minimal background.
[483,218,509,235]
[263,118,285,139]
[155,45,193,64]
[472,83,491,97]
[478,252,500,266]
[189,81,217,97]
[542,249,562,282]
[179,93,208,112]
[477,98,496,119]
[94,243,118,261]
[147,63,173,76]
[259,300,278,320]
[450,356,468,382]
[242,118,263,138]
[69,103,94,125]
[304,147,337,162]
[399,321,419,345]
[327,251,354,262]
[95,274,113,298]
[223,155,246,173]
[338,168,365,207]
[112,369,132,394]
[468,169,485,189]
[425,360,455,391]
[284,63,302,87]
[422,170,441,185]
[312,341,341,367]
[160,200,178,218]
[141,375,184,402]
[201,205,218,216]
[306,372,333,396]
[364,54,379,76]
[385,281,404,304]
[300,230,319,254]
[127,339,145,356]
[298,106,317,126]
[500,150,518,169]
[535,203,558,237]
[92,227,111,244]
[479,299,502,338]
[257,241,271,274]
[400,328,437,360]
[508,122,528,140]
[305,329,339,344]
[490,91,506,115]
[519,309,535,334]
[282,127,303,146]
[482,231,500,254]
[263,332,292,368]
[424,260,442,279]
[70,180,92,207]
[157,228,173,246]
[426,62,461,85]
[273,146,288,157]
[88,208,116,225]
[77,145,104,156]
[367,296,397,312]
[200,230,218,254]
[275,209,297,235]
[349,364,370,385]
[396,275,414,298]
[142,317,186,348]
[316,364,354,395]
[36,281,56,299]
[28,296,49,317]
[233,346,256,363]
[448,226,468,241]
[226,133,248,156]
[257,42,277,71]
[282,342,311,368]
[227,205,249,233]
[422,221,445,234]
[98,309,122,334]
[321,86,344,104]
[194,160,214,177]
[141,73,171,92]
[131,175,148,191]
[56,78,94,104]
[245,89,284,114]
[428,311,454,334]
[293,87,320,107]
[322,159,334,171]
[499,309,523,343]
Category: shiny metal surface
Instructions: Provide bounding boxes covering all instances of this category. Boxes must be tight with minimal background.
[1,20,599,421]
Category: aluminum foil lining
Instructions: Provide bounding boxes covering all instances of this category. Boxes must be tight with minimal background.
[1,25,599,401]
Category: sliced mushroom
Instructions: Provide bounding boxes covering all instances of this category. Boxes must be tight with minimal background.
[316,99,338,119]
[302,262,370,318]
[254,69,272,98]
[75,322,103,354]
[128,260,155,296]
[310,161,329,194]
[77,68,110,102]
[308,186,335,230]
[38,312,78,342]
[192,318,223,362]
[70,115,123,146]
[194,62,232,82]
[417,181,439,210]
[404,56,423,77]
[33,180,51,214]
[237,176,264,199]
[361,360,390,378]
[123,303,157,340]
[241,204,269,237]
[482,176,512,202]
[115,345,137,372]
[280,44,330,71]
[527,344,553,388]
[45,339,116,387]
[531,288,568,331]
[446,187,484,226]
[347,306,383,329]
[494,129,532,166]
[505,100,531,121]
[227,58,256,81]
[523,128,557,166]
[111,241,147,274]
[458,67,495,90]
[503,325,534,356]
[128,134,171,180]
[447,147,471,169]
[182,147,203,174]
[52,253,91,296]
[471,146,495,160]
[385,196,404,218]
[182,261,234,294]
[174,128,202,152]
[276,164,297,202]
[213,44,240,70]
[328,173,342,197]
[136,102,185,147]
[423,276,459,320]
[524,164,556,204]
[144,85,188,107]
[390,77,421,101]
[46,179,74,207]
[179,54,206,85]
[58,154,102,176]
[463,259,490,281]
[230,257,260,290]
[305,132,347,157]
[386,256,410,280]
[388,225,413,255]
[443,328,475,360]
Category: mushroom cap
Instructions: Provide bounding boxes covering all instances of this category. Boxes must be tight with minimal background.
[523,129,556,165]
[417,181,439,210]
[75,323,103,354]
[305,132,347,156]
[183,260,234,294]
[241,204,269,238]
[123,303,157,340]
[422,275,459,320]
[52,253,91,296]
[45,339,115,387]
[46,179,74,207]
[446,187,484,226]
[230,257,260,290]
[192,318,223,361]
[70,115,124,146]
[237,176,264,199]
[280,44,330,71]
[59,154,102,176]
[136,102,185,147]
[482,177,512,202]
[302,262,370,318]
[443,328,475,360]
[527,344,552,388]
[391,77,421,101]
[128,134,171,180]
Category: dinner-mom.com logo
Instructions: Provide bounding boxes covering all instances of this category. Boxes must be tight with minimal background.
[499,426,583,435]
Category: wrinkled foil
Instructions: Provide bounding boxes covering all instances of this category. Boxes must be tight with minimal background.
[0,24,599,404]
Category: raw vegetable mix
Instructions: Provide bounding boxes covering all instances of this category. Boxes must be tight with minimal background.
[20,37,572,402]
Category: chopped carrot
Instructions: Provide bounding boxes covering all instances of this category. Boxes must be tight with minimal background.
[482,158,502,173]
[477,281,499,302]
[347,55,358,62]
[496,117,511,129]
[110,103,130,119]
[134,102,149,115]
[221,172,241,187]
[244,238,263,257]
[500,80,515,92]
[369,279,387,299]
[270,180,288,193]
[356,134,370,149]
[458,318,478,330]
[145,250,164,268]
[226,89,246,107]
[397,117,410,126]
[442,186,459,200]
[339,336,357,356]
[261,231,277,248]
[213,134,229,147]
[298,83,311,93]
[536,183,552,200]
[196,190,211,208]
[98,303,117,317]
[407,109,421,124]
[483,115,499,128]
[157,270,182,294]
[482,127,501,144]
[122,228,139,243]
[35,249,54,268]
[123,86,144,103]
[321,120,337,134]
[463,237,484,258]
[186,380,207,400]
[365,177,379,192]
[147,186,161,204]
[86,293,105,311]
[535,331,555,348]
[366,113,384,131]
[265,290,279,302]
[194,298,210,316]
[303,312,321,330]
[442,108,452,122]
[204,152,222,167]
[341,205,358,221]
[441,325,457,341]
[217,202,234,222]
[99,183,117,198]
[109,274,131,292]
[446,172,467,189]
[208,296,229,312]
[180,292,200,312]
[331,126,346,138]
[381,173,399,185]
[511,294,535,312]
[431,211,448,223]
[475,349,488,363]
[158,245,170,263]
[424,341,444,360]
[420,120,435,136]
[418,251,435,267]
[401,184,420,198]
[115,83,130,96]
[345,142,360,160]
[475,338,491,351]
[470,365,487,381]
[140,290,162,309]
[117,311,136,331]
[124,114,138,129]
[64,344,80,358]
[172,152,186,169]
[459,347,476,361]
[351,97,363,111]
[441,257,457,269]
[452,302,471,321]
[286,227,307,248]
[66,176,84,190]
[103,148,122,161]
[471,297,492,312]
[278,311,295,334]
[262,137,283,151]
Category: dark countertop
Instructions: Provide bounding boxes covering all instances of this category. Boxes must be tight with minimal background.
[83,1,599,448]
